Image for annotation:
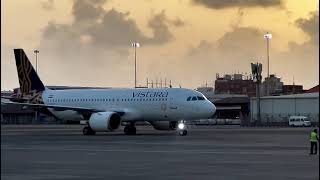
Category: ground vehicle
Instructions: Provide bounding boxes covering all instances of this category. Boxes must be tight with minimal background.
[288,116,311,127]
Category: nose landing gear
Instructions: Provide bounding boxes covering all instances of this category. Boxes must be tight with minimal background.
[179,129,188,136]
[177,120,187,136]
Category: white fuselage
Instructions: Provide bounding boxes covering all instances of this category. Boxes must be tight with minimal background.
[42,88,216,122]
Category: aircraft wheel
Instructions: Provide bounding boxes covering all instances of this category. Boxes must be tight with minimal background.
[124,125,136,135]
[83,126,95,135]
[179,130,187,136]
[90,130,96,135]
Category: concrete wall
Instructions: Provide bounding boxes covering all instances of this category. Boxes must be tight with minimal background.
[250,93,319,125]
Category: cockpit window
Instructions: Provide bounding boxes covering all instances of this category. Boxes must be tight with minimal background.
[192,97,197,101]
[197,96,205,100]
[187,97,191,101]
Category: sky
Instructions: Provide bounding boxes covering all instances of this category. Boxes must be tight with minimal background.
[1,0,319,90]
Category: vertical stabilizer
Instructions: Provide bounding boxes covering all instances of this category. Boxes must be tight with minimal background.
[13,49,45,95]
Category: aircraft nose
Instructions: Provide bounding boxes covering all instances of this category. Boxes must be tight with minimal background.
[205,101,216,118]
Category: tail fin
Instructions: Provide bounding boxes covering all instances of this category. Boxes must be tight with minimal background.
[14,49,45,95]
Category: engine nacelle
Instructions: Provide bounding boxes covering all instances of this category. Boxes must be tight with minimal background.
[149,121,177,130]
[89,112,121,131]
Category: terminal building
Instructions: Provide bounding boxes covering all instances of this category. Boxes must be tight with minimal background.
[198,72,319,126]
[250,92,319,126]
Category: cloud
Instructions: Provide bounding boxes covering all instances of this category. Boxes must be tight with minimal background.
[276,10,319,87]
[187,40,215,56]
[230,8,245,28]
[35,0,185,88]
[188,26,266,57]
[72,0,106,22]
[146,10,174,44]
[185,22,318,88]
[40,1,184,55]
[295,10,319,46]
[192,0,283,9]
[182,26,267,87]
[41,0,55,11]
[170,17,185,27]
[216,27,266,56]
[85,9,150,48]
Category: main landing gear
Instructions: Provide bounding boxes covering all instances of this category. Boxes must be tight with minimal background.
[124,123,136,135]
[83,126,96,135]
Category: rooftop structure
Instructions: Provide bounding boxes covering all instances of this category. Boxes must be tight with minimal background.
[305,85,319,93]
[261,74,283,96]
[214,73,256,97]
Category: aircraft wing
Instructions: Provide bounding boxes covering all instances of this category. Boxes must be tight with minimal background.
[1,95,13,99]
[1,96,29,103]
[2,101,125,116]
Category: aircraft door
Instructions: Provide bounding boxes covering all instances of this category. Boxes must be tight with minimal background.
[168,97,179,119]
[169,97,178,110]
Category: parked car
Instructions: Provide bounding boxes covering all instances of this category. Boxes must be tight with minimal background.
[288,116,311,127]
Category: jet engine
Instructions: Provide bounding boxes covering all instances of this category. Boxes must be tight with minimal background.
[89,112,121,131]
[149,121,177,130]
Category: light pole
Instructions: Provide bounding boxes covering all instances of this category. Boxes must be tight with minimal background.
[132,42,140,88]
[264,33,272,96]
[33,50,39,123]
[34,50,39,73]
[264,33,272,78]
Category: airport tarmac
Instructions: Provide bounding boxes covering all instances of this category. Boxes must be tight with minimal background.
[1,125,319,180]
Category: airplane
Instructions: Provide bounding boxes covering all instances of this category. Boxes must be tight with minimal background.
[3,49,216,136]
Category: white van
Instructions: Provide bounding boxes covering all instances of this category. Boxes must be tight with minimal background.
[288,116,311,127]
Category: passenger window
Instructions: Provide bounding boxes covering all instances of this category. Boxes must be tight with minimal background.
[187,97,191,101]
[192,97,197,101]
